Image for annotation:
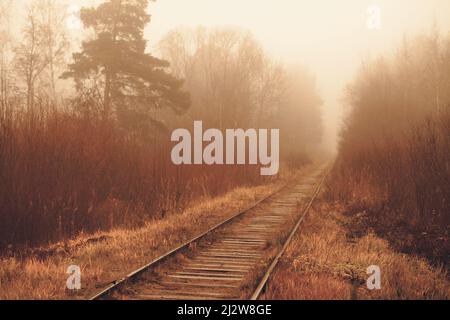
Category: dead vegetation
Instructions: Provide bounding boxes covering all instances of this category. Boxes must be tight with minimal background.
[0,181,286,300]
[260,199,450,300]
[0,104,281,248]
[329,31,450,267]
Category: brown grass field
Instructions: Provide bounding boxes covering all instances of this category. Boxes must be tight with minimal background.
[260,196,450,300]
[0,178,290,300]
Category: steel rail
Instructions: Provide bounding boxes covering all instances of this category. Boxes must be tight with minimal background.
[250,168,330,300]
[90,165,329,300]
[89,181,290,300]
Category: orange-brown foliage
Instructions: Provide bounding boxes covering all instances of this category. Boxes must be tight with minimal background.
[0,101,269,247]
[330,32,450,263]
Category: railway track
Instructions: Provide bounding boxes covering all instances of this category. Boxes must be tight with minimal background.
[90,164,329,300]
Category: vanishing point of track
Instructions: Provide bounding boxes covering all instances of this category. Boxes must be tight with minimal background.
[90,164,329,300]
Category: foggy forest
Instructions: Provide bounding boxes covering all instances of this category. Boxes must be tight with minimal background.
[0,0,448,300]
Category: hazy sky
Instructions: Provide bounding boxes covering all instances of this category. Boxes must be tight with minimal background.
[145,0,450,150]
[11,0,450,150]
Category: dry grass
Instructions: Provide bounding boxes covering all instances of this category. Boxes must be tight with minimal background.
[0,180,287,300]
[260,199,450,300]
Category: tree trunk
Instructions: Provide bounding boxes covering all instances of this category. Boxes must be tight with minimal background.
[102,0,122,122]
[103,68,111,121]
[27,80,34,112]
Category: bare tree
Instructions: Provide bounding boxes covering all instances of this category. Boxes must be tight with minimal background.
[37,0,69,102]
[159,28,266,128]
[14,3,49,111]
[13,0,68,110]
[0,0,13,106]
[254,57,287,126]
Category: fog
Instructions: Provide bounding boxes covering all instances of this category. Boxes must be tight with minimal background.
[5,0,450,151]
[146,0,450,151]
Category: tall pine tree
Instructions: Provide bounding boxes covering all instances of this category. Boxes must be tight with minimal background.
[63,0,190,131]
